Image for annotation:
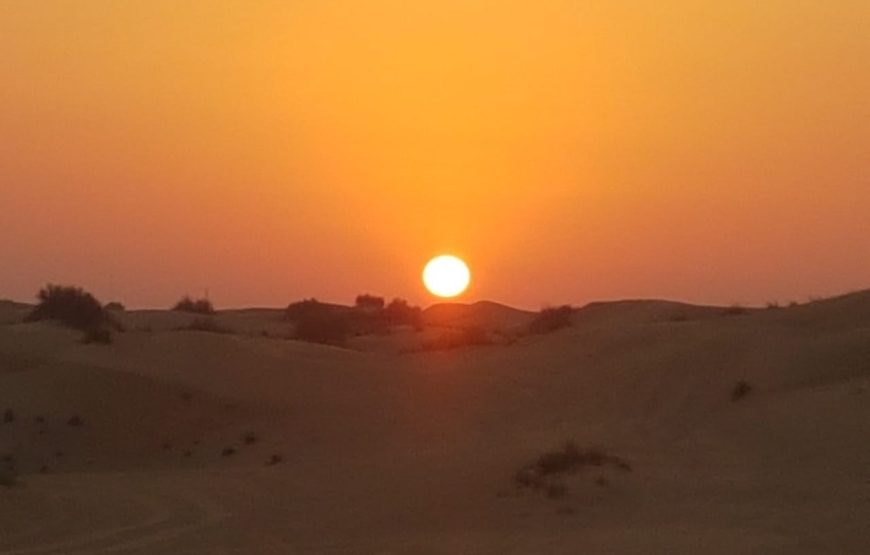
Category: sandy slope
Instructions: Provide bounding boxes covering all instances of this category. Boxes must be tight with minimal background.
[1,293,869,553]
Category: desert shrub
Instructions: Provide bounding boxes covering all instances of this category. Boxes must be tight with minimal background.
[421,327,491,351]
[285,298,326,321]
[721,304,749,317]
[26,284,111,331]
[766,301,781,310]
[266,453,283,466]
[243,432,258,445]
[172,296,215,315]
[182,317,230,334]
[383,298,423,329]
[104,301,125,311]
[82,327,112,344]
[731,380,752,402]
[355,294,385,311]
[528,305,574,334]
[221,447,236,457]
[514,442,631,493]
[295,311,350,345]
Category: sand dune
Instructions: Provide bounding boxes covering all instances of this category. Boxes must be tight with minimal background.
[2,293,869,553]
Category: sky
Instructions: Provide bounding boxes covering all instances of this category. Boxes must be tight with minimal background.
[1,1,868,309]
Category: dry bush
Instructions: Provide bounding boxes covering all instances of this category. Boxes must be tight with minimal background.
[514,441,631,494]
[528,305,574,334]
[172,296,215,315]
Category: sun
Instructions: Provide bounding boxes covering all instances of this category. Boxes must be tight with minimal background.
[423,255,471,298]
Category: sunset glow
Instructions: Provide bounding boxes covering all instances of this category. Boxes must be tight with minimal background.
[0,2,868,308]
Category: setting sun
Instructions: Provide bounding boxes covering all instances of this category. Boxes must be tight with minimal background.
[423,255,471,298]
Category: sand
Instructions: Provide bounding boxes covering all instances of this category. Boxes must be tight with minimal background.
[1,293,869,553]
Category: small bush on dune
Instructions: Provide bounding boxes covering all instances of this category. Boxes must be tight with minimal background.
[104,301,125,311]
[295,311,350,345]
[172,296,215,315]
[27,284,116,330]
[383,298,423,329]
[528,305,574,334]
[354,294,385,312]
[514,441,631,494]
[284,298,326,321]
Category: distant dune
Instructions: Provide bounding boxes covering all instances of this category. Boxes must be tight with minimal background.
[1,291,869,553]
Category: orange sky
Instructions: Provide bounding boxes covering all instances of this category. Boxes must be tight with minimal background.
[1,1,868,309]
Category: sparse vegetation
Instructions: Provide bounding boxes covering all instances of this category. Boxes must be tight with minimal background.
[731,380,753,402]
[421,327,491,351]
[266,453,283,466]
[26,285,120,344]
[514,442,631,494]
[243,432,259,445]
[528,305,574,334]
[172,296,215,315]
[766,301,781,310]
[355,294,385,311]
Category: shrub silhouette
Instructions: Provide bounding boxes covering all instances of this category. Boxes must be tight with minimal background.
[285,298,326,321]
[295,311,350,345]
[528,305,574,334]
[355,294,385,311]
[172,296,215,315]
[27,284,113,331]
[384,298,423,329]
[104,301,125,311]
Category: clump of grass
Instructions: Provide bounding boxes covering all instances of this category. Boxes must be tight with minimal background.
[266,453,283,466]
[172,296,215,315]
[67,414,84,427]
[528,305,574,334]
[221,447,236,457]
[2,409,14,424]
[731,380,752,402]
[26,284,121,344]
[243,432,259,445]
[514,441,631,495]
